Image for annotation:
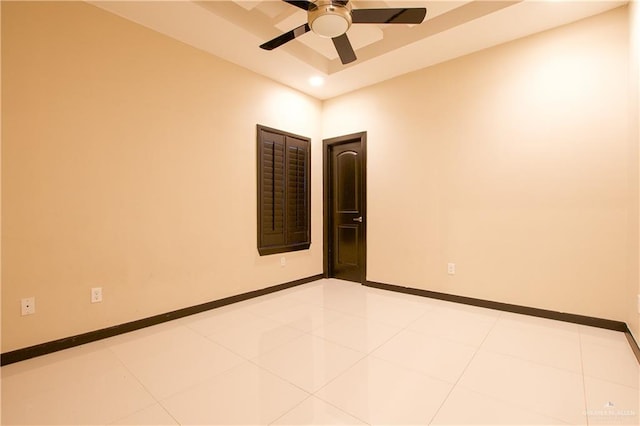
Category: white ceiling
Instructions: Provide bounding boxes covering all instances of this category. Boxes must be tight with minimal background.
[90,0,628,100]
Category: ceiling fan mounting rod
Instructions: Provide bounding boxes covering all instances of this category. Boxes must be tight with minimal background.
[308,0,352,38]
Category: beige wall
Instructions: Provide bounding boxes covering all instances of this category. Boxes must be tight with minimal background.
[324,7,633,323]
[2,2,637,353]
[1,2,323,352]
[0,1,3,355]
[631,0,640,341]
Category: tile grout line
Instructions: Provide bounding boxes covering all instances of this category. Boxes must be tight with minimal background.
[476,324,587,376]
[108,317,303,424]
[468,342,599,425]
[273,284,424,425]
[266,395,315,426]
[575,329,640,391]
[150,333,313,425]
[197,290,368,423]
[578,329,592,426]
[254,288,374,425]
[105,345,182,426]
[429,311,578,425]
[172,283,376,424]
[303,348,374,426]
[309,393,373,426]
[425,309,502,424]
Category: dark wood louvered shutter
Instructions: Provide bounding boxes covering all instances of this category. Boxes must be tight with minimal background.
[257,125,311,255]
[259,130,286,248]
[286,137,309,245]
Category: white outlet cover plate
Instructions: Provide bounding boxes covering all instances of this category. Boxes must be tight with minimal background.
[91,287,103,303]
[21,297,35,316]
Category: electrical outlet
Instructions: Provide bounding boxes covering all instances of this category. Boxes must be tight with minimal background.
[91,287,103,303]
[447,263,456,275]
[21,297,35,316]
[280,256,286,267]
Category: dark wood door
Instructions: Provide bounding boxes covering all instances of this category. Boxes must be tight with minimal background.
[325,135,366,283]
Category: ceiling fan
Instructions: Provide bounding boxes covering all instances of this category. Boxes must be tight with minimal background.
[260,0,427,65]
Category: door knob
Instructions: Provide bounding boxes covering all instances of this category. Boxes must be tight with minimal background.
[353,217,363,223]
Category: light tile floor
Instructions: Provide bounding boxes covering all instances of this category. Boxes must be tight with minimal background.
[2,279,639,425]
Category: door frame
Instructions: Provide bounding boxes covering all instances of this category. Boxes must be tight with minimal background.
[322,131,367,283]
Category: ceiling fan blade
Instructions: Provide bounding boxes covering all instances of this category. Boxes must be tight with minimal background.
[283,1,317,11]
[351,8,427,24]
[260,23,311,50]
[332,33,357,65]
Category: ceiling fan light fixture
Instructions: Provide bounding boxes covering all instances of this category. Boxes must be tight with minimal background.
[261,0,428,66]
[309,1,352,38]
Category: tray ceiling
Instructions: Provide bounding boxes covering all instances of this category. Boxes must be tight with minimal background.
[90,1,628,100]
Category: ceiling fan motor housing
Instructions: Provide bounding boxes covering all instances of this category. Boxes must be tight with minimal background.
[309,1,352,38]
